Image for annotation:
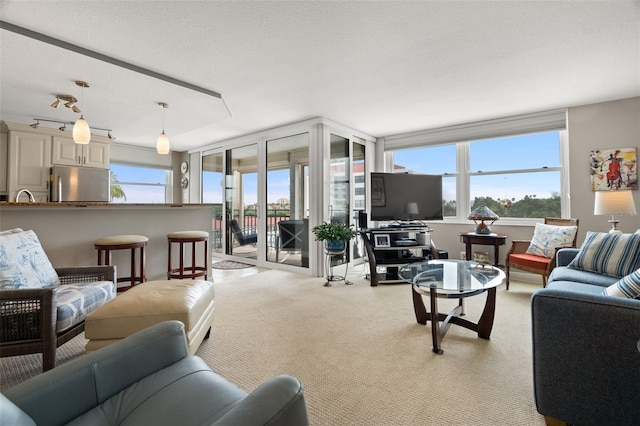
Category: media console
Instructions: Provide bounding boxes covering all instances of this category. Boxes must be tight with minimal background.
[360,225,442,286]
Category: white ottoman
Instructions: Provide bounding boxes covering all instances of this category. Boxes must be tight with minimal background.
[85,279,215,355]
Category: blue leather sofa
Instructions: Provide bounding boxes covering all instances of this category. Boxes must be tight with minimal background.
[531,248,640,425]
[1,321,309,426]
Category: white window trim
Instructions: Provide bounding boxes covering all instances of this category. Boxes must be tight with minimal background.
[382,109,569,225]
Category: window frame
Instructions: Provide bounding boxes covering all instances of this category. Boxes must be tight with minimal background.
[109,162,173,204]
[386,129,569,225]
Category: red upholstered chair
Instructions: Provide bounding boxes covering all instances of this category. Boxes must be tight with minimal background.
[505,217,579,290]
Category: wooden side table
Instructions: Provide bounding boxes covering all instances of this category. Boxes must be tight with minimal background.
[459,233,508,267]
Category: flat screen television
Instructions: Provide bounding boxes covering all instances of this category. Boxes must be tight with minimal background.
[370,172,443,222]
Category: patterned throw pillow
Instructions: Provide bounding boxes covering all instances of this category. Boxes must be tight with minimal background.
[525,223,578,258]
[0,228,23,235]
[0,230,59,289]
[568,231,640,278]
[603,269,640,299]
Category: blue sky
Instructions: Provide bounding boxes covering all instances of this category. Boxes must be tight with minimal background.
[393,131,560,202]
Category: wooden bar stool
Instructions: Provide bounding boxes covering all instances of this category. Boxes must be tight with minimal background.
[167,231,209,280]
[94,235,148,292]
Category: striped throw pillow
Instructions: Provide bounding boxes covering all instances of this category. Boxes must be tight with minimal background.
[603,269,640,299]
[567,231,640,278]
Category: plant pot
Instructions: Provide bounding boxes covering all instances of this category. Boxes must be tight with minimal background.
[324,240,346,253]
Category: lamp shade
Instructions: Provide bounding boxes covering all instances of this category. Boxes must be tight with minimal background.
[156,131,170,154]
[405,202,419,215]
[72,116,91,144]
[594,190,637,215]
[467,206,500,221]
[467,206,499,234]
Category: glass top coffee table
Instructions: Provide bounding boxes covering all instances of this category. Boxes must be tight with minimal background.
[399,259,506,354]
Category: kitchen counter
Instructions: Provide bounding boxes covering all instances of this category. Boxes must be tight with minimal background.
[1,202,213,208]
[0,203,215,283]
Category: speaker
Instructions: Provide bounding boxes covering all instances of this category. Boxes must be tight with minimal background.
[437,250,449,259]
[358,211,368,229]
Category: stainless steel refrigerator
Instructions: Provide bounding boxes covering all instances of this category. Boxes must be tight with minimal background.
[50,166,110,202]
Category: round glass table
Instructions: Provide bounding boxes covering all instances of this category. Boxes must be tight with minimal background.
[399,259,505,354]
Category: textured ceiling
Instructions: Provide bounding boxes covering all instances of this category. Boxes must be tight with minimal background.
[1,1,639,152]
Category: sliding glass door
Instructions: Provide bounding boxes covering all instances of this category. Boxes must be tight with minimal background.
[202,152,224,254]
[329,134,350,265]
[352,141,366,260]
[225,145,258,259]
[266,133,310,267]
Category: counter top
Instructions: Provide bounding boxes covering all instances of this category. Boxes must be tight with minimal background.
[0,202,215,208]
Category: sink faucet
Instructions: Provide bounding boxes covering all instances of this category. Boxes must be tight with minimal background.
[14,189,35,202]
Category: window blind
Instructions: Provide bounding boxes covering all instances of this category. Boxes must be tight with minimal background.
[382,109,567,150]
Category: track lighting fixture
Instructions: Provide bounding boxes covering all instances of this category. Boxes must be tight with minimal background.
[31,118,113,139]
[156,102,170,154]
[50,94,77,111]
[72,81,91,144]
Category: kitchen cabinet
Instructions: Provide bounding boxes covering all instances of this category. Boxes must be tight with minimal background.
[52,136,110,169]
[7,130,51,201]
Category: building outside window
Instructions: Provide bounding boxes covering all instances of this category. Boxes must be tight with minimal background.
[391,130,563,219]
[109,163,173,203]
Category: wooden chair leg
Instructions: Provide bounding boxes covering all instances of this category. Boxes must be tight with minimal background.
[543,415,568,426]
[505,264,511,290]
[42,330,56,372]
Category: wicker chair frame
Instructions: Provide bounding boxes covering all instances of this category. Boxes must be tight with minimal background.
[0,266,116,371]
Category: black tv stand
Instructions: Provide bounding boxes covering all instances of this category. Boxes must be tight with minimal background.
[359,225,440,286]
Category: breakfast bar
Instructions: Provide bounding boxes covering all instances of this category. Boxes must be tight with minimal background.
[0,203,214,284]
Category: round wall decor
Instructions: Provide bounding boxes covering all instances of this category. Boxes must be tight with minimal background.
[180,161,189,174]
[181,177,189,189]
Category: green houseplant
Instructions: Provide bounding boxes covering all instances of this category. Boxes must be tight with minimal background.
[312,222,358,253]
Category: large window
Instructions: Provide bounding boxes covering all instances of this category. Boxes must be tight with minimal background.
[391,130,564,219]
[109,164,172,203]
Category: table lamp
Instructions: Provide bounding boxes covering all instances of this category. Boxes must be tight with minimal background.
[594,190,637,233]
[405,202,419,221]
[467,206,499,234]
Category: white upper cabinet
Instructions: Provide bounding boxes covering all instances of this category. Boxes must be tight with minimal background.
[52,136,110,169]
[7,130,52,200]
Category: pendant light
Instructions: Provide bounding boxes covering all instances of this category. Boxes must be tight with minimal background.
[156,102,170,154]
[73,81,91,144]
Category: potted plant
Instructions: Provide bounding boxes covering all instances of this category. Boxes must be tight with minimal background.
[312,221,358,253]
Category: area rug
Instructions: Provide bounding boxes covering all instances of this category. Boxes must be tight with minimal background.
[212,260,253,269]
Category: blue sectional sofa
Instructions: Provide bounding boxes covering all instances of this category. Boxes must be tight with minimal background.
[531,245,640,425]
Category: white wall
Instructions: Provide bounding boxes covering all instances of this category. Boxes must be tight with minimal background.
[567,96,640,237]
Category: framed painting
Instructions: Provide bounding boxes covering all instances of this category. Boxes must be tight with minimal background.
[590,147,637,191]
[371,175,386,207]
[374,234,391,248]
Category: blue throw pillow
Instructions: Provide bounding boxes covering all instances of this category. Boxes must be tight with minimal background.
[603,269,640,299]
[568,231,640,278]
[0,230,59,289]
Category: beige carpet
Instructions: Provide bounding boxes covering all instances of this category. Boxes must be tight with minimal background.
[1,268,545,425]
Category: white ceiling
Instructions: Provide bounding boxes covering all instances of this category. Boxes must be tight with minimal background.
[1,1,639,152]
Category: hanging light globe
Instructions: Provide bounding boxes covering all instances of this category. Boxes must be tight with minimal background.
[156,131,170,154]
[73,116,91,144]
